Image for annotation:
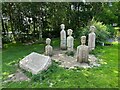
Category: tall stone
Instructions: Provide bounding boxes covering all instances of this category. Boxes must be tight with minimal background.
[67,29,74,52]
[60,24,66,50]
[88,25,96,51]
[45,38,53,56]
[77,36,89,63]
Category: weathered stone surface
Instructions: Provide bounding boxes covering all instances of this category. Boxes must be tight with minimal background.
[3,69,30,83]
[60,24,67,50]
[88,25,96,51]
[67,29,74,52]
[52,49,100,69]
[19,52,51,74]
[45,38,53,56]
[77,36,89,63]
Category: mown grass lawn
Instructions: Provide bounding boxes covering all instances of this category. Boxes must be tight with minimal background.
[0,48,2,89]
[2,39,118,88]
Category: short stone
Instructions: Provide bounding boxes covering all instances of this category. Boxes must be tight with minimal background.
[45,38,53,56]
[19,52,51,74]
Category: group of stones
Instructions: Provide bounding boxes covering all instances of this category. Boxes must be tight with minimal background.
[5,24,97,82]
[45,24,96,64]
[19,23,97,75]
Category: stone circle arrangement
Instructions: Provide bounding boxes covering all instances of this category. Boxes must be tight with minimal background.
[19,24,100,75]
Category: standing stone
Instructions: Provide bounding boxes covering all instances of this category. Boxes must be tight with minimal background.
[60,24,66,50]
[67,29,74,52]
[88,25,96,51]
[19,52,51,74]
[45,38,53,56]
[77,36,89,63]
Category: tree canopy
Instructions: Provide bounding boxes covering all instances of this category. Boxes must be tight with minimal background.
[2,2,119,43]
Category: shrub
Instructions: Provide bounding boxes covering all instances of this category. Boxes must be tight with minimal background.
[74,27,89,39]
[74,21,113,44]
[75,20,111,44]
[92,21,110,44]
[106,24,116,38]
[2,35,12,44]
[31,61,60,82]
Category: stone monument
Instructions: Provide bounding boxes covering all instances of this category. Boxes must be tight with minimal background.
[45,38,53,56]
[88,25,96,51]
[77,36,89,63]
[67,29,74,52]
[19,52,51,74]
[60,24,66,50]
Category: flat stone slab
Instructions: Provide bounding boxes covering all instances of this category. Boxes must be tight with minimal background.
[19,52,51,74]
[3,69,30,83]
[52,49,100,69]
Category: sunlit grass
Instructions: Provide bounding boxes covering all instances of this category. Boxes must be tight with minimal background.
[2,39,118,88]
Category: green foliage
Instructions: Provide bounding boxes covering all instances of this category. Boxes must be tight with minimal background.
[31,61,60,82]
[106,24,116,38]
[2,35,12,44]
[75,20,113,44]
[74,27,89,38]
[17,34,35,43]
[2,2,119,43]
[95,2,119,26]
[2,39,118,88]
[65,51,75,57]
[92,21,110,44]
[91,21,117,43]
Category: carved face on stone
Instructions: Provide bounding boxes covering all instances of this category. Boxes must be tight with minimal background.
[90,25,96,32]
[67,29,73,36]
[60,24,65,30]
[46,38,51,45]
[81,36,86,45]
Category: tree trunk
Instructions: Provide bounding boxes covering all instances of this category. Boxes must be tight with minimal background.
[9,3,16,41]
[1,18,6,35]
[33,17,35,37]
[5,22,8,36]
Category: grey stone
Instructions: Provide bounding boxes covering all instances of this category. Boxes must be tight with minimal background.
[77,36,89,63]
[60,24,67,49]
[88,25,96,51]
[45,38,53,56]
[19,52,51,74]
[52,49,100,69]
[3,69,30,83]
[67,29,74,52]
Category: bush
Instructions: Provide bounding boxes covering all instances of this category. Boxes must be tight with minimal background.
[2,35,12,44]
[74,27,89,39]
[92,21,110,44]
[75,20,111,44]
[31,61,60,82]
[74,21,115,44]
[106,24,116,38]
[16,34,37,43]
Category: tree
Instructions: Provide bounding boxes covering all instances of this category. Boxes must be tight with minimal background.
[2,2,119,44]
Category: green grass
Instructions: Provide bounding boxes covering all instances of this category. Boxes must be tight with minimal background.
[0,48,2,89]
[2,39,118,88]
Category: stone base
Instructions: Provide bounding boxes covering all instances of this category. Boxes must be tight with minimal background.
[3,69,30,83]
[52,49,100,69]
[60,47,67,50]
